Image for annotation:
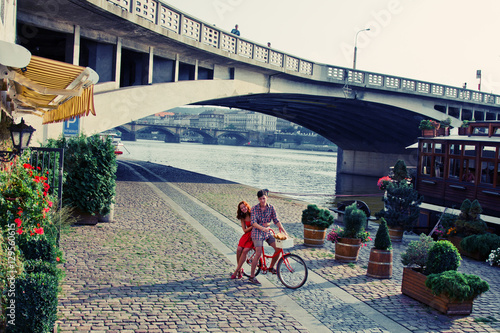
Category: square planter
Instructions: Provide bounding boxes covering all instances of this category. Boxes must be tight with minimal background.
[401,267,473,315]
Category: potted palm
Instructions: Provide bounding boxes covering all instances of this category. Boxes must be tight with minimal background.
[366,217,393,278]
[301,204,335,247]
[329,203,371,262]
[401,236,489,315]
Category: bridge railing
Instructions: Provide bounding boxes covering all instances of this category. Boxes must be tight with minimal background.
[105,0,314,76]
[327,66,500,106]
[104,0,500,107]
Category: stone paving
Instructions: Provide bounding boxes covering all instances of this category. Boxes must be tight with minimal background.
[56,159,500,332]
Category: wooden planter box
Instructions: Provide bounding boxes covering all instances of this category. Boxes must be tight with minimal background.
[448,236,487,261]
[401,267,474,315]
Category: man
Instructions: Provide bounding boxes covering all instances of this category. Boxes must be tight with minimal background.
[248,189,287,285]
[231,24,240,36]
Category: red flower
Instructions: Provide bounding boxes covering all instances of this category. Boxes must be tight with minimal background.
[47,201,53,208]
[56,257,60,262]
[15,218,22,227]
[34,227,44,235]
[17,209,23,216]
[16,228,23,235]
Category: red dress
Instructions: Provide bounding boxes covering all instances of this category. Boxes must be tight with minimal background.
[238,219,254,248]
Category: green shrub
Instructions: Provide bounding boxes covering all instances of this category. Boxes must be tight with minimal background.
[392,160,408,182]
[18,235,58,263]
[460,233,500,258]
[454,199,487,236]
[401,233,435,271]
[343,203,366,238]
[8,272,59,333]
[374,218,392,250]
[376,182,422,231]
[425,270,489,301]
[46,134,117,216]
[301,204,334,229]
[425,240,461,275]
[23,259,63,282]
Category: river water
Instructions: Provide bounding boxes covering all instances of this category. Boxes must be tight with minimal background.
[121,140,384,211]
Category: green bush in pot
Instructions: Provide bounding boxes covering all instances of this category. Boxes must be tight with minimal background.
[424,240,461,275]
[425,271,489,302]
[46,134,117,216]
[376,181,423,231]
[460,233,500,259]
[301,204,335,229]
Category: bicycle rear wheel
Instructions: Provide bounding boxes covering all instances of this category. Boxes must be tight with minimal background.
[242,249,261,278]
[277,254,308,289]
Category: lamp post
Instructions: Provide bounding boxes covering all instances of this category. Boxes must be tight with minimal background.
[0,118,36,162]
[353,28,370,70]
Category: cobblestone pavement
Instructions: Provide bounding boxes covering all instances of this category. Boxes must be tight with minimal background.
[56,159,500,332]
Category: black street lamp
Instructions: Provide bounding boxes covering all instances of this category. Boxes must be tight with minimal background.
[0,118,36,162]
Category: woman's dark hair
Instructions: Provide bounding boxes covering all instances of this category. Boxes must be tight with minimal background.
[236,201,251,219]
[257,189,269,198]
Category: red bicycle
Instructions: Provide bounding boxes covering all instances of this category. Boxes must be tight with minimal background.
[242,230,308,289]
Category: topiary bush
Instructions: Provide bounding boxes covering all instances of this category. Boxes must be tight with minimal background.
[460,233,500,259]
[18,235,58,263]
[454,199,487,236]
[425,270,489,301]
[424,240,461,275]
[374,218,392,251]
[401,233,435,272]
[301,204,335,229]
[8,272,59,333]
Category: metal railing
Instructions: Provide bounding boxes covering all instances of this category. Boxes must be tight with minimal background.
[29,148,64,209]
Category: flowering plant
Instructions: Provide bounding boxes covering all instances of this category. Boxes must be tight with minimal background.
[377,176,392,190]
[0,153,54,238]
[419,119,440,130]
[326,226,372,247]
[486,247,500,266]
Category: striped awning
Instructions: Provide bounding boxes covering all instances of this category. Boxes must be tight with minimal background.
[1,55,99,124]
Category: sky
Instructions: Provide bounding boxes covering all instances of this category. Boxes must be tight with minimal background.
[165,0,500,94]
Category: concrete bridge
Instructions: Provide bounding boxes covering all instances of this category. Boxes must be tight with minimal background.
[118,122,259,145]
[15,0,500,176]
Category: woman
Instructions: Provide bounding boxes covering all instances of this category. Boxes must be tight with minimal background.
[231,201,253,279]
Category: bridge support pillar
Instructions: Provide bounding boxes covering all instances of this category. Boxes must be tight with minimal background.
[337,149,417,177]
[121,132,136,141]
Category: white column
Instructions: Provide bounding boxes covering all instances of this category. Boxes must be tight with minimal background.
[115,37,122,89]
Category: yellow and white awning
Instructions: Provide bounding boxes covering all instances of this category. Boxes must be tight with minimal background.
[1,53,99,124]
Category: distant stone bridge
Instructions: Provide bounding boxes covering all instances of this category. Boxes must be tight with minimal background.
[117,122,260,145]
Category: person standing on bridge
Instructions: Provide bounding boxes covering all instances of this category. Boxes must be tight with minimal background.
[231,24,240,36]
[248,189,287,285]
[231,201,253,279]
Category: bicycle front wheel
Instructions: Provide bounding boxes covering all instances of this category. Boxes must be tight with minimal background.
[277,254,308,289]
